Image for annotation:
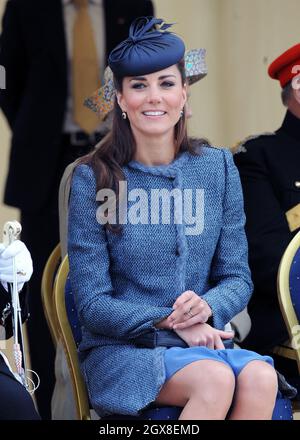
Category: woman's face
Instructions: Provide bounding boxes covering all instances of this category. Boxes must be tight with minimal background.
[117,65,187,140]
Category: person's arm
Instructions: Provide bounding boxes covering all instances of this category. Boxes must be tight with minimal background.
[0,0,27,128]
[201,149,253,330]
[68,165,173,340]
[234,145,296,297]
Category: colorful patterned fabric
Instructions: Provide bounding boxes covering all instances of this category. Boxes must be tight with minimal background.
[84,66,114,119]
[185,48,207,85]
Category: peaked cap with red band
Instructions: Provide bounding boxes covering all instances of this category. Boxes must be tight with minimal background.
[268,43,300,88]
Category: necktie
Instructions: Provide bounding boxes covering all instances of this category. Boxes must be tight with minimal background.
[72,0,100,134]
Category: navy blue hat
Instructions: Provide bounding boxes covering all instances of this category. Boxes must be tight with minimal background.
[108,17,185,77]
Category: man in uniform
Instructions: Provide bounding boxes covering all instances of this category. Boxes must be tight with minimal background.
[234,43,300,353]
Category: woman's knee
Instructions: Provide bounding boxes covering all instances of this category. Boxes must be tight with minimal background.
[156,360,235,408]
[237,361,278,396]
[191,361,236,404]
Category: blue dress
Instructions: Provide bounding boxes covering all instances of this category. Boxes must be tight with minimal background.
[164,346,274,381]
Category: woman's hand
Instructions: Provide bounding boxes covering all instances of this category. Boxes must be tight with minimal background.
[0,240,33,292]
[167,290,212,330]
[175,323,234,349]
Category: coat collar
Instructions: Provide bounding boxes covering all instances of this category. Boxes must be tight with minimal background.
[279,110,300,142]
[127,152,190,178]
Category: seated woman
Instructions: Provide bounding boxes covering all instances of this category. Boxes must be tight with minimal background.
[68,17,278,420]
[0,239,40,420]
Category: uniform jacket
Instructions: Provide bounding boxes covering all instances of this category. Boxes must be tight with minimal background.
[234,110,300,348]
[0,0,154,213]
[68,146,253,416]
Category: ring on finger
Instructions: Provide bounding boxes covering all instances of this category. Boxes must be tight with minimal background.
[187,306,194,318]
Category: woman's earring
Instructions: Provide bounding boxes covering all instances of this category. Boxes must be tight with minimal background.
[180,110,184,118]
[122,111,127,120]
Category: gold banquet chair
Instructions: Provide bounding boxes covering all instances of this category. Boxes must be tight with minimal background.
[272,230,300,375]
[41,243,61,347]
[53,255,91,420]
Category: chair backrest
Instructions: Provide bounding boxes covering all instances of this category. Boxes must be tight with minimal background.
[277,230,300,374]
[53,254,91,420]
[41,243,61,347]
[65,276,82,347]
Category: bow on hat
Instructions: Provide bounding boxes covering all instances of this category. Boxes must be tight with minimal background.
[128,16,173,44]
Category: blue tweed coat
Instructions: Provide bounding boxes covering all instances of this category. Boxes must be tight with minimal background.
[68,145,253,417]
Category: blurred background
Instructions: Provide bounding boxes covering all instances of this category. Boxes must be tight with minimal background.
[1,0,300,225]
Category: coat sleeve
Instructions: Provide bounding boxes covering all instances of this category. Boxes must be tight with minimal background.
[0,0,27,128]
[203,149,253,329]
[68,165,173,340]
[233,144,296,298]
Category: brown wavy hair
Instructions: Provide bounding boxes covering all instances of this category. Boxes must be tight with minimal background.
[78,59,208,231]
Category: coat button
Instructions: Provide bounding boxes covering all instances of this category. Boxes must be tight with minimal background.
[295,181,300,188]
